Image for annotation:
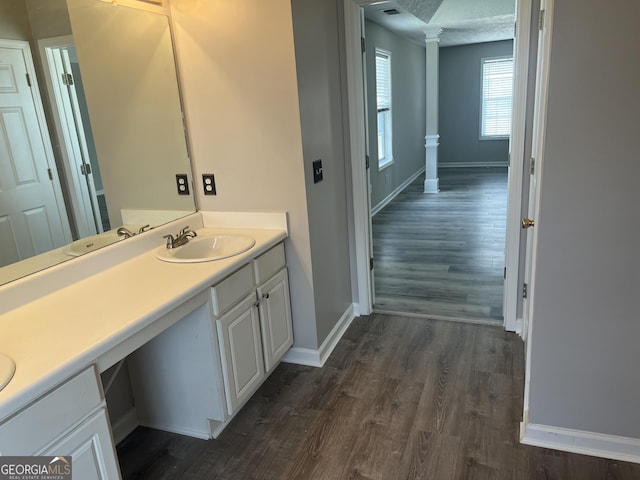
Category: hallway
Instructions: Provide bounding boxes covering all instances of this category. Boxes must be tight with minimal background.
[372,167,507,323]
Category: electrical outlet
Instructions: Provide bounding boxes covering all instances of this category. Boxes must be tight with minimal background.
[312,159,323,184]
[176,174,189,195]
[202,174,216,195]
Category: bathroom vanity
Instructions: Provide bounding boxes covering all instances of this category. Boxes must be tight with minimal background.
[0,212,292,479]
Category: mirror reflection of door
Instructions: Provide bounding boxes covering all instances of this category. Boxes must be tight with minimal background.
[40,35,110,239]
[0,39,72,268]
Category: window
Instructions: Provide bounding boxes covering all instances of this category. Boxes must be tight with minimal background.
[375,49,393,169]
[480,56,514,139]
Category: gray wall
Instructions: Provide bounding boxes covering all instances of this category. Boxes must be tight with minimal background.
[528,0,640,438]
[291,0,353,345]
[365,20,425,210]
[439,40,513,166]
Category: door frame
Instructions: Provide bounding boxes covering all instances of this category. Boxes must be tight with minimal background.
[344,0,374,316]
[344,0,533,329]
[38,35,103,238]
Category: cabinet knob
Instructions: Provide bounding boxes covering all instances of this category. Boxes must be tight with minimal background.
[262,293,270,299]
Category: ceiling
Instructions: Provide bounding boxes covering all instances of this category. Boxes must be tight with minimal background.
[363,0,515,47]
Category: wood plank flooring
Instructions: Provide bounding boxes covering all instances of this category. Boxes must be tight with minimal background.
[372,167,507,323]
[117,314,640,479]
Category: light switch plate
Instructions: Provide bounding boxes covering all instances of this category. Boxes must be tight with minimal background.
[312,159,323,184]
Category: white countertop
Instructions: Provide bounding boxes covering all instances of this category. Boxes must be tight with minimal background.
[0,213,287,420]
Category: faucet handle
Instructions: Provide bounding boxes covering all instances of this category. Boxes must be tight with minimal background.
[138,224,151,234]
[179,225,190,235]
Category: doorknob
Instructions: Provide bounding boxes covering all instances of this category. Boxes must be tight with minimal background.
[522,218,535,229]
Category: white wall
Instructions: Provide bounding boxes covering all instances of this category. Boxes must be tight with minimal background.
[169,0,319,349]
[527,0,640,439]
[0,0,31,40]
[67,0,194,227]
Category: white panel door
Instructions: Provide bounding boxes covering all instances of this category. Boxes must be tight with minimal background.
[257,268,293,373]
[43,409,121,480]
[0,40,71,267]
[216,293,265,416]
[521,0,552,343]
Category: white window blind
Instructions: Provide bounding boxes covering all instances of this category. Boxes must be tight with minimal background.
[481,57,513,138]
[375,49,393,169]
[376,51,391,112]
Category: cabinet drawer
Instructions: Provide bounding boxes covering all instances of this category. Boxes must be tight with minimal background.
[211,263,255,316]
[0,366,103,455]
[253,243,285,284]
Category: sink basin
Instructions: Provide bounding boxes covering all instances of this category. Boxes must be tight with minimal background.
[0,354,16,392]
[64,230,124,257]
[156,234,256,263]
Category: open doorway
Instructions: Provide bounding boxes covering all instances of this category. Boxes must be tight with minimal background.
[365,14,512,322]
[345,0,535,331]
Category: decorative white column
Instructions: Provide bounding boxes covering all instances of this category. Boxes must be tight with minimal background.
[424,28,442,193]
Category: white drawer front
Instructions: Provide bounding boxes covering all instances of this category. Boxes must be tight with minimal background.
[253,243,285,284]
[210,263,255,316]
[0,366,103,455]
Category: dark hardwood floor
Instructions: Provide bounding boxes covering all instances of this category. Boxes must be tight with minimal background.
[117,314,640,479]
[372,167,507,323]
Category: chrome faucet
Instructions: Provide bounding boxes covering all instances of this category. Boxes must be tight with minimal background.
[117,224,151,239]
[117,227,135,238]
[164,226,197,249]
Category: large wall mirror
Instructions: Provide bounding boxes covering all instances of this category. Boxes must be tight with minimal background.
[0,0,195,285]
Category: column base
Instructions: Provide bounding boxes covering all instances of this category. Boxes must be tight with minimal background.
[424,178,439,193]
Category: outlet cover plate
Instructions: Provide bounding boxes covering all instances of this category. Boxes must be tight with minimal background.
[176,174,190,195]
[202,174,216,195]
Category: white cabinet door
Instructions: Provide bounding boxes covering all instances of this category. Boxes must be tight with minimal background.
[44,408,121,480]
[257,268,293,373]
[216,293,265,415]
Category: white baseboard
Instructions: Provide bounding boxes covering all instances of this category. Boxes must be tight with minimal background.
[282,303,356,368]
[424,178,439,193]
[111,407,139,445]
[372,167,425,216]
[138,420,210,440]
[520,415,640,464]
[439,162,508,168]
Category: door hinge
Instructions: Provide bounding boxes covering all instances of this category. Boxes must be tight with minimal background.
[26,73,32,87]
[61,73,74,86]
[361,37,366,54]
[538,9,545,30]
[530,157,535,175]
[365,154,370,169]
[369,257,374,271]
[522,283,529,299]
[504,267,507,280]
[80,163,92,175]
[47,168,53,180]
